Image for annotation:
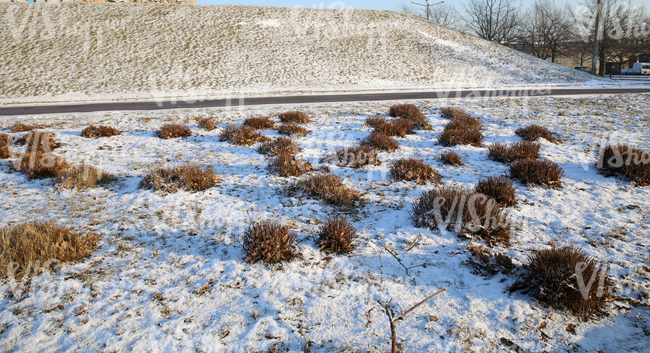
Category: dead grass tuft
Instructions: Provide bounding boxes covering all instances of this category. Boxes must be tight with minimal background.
[411,186,511,246]
[440,107,470,120]
[197,117,216,131]
[220,125,270,146]
[438,128,484,147]
[361,131,399,151]
[365,115,387,129]
[295,173,362,207]
[157,124,192,139]
[17,131,60,153]
[140,164,221,192]
[475,176,516,207]
[390,158,441,184]
[509,159,564,188]
[268,151,313,177]
[488,141,540,163]
[388,104,431,129]
[440,150,464,166]
[0,133,11,159]
[444,115,483,131]
[597,144,650,186]
[18,151,70,179]
[520,247,611,320]
[277,122,310,137]
[0,221,98,279]
[317,217,358,255]
[278,111,309,124]
[81,125,121,138]
[468,245,514,276]
[258,137,301,157]
[515,125,560,143]
[325,145,381,169]
[243,116,276,130]
[10,123,42,133]
[243,221,300,264]
[59,163,116,190]
[374,118,415,137]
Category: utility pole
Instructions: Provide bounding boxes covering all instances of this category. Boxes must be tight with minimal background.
[411,0,444,21]
[591,0,602,76]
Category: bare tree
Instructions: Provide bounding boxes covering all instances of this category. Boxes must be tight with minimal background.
[429,4,462,27]
[520,0,573,62]
[397,2,423,17]
[463,0,522,44]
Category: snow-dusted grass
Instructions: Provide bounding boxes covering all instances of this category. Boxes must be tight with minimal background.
[0,3,603,104]
[0,94,649,352]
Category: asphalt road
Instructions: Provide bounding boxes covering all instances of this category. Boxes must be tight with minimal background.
[1,87,649,116]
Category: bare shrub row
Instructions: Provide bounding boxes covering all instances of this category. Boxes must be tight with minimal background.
[598,144,650,186]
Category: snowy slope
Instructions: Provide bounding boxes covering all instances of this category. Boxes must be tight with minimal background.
[0,3,603,103]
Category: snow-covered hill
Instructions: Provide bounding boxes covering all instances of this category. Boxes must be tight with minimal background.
[0,3,601,103]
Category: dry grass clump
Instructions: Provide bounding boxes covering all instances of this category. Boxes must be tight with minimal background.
[365,115,387,129]
[388,104,431,129]
[390,158,441,184]
[0,133,11,159]
[488,141,541,163]
[243,116,275,130]
[509,159,564,188]
[10,123,42,133]
[258,137,301,157]
[411,186,511,246]
[277,122,310,137]
[220,125,270,146]
[468,245,514,276]
[519,247,611,320]
[0,221,98,279]
[157,124,192,139]
[295,173,362,207]
[197,117,216,131]
[268,151,313,177]
[18,152,70,179]
[243,221,300,264]
[317,217,357,255]
[597,144,650,186]
[515,125,560,143]
[278,111,309,124]
[140,164,221,192]
[328,146,381,168]
[361,131,399,151]
[17,131,60,153]
[444,115,483,131]
[375,118,415,137]
[59,164,115,190]
[438,128,484,147]
[475,176,516,207]
[440,107,470,120]
[440,150,464,166]
[81,125,121,138]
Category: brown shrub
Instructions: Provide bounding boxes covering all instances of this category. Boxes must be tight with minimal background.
[278,111,309,124]
[317,217,357,255]
[296,173,362,207]
[390,158,441,184]
[411,186,511,246]
[521,247,611,320]
[327,145,381,168]
[243,221,300,264]
[17,131,60,153]
[468,245,514,276]
[438,129,484,147]
[440,150,464,166]
[0,221,98,279]
[10,123,42,133]
[157,124,192,139]
[258,137,301,157]
[597,144,650,187]
[197,117,216,131]
[515,125,560,143]
[444,116,483,131]
[488,141,541,163]
[268,151,313,177]
[0,133,11,159]
[475,176,516,207]
[440,107,470,120]
[388,104,431,129]
[81,125,121,138]
[243,116,275,130]
[509,159,564,188]
[140,164,221,192]
[361,131,399,151]
[375,118,415,137]
[277,122,310,137]
[18,151,70,179]
[365,115,387,129]
[220,125,270,146]
[59,163,116,190]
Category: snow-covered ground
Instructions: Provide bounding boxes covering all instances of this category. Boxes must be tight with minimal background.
[0,3,609,105]
[0,93,648,352]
